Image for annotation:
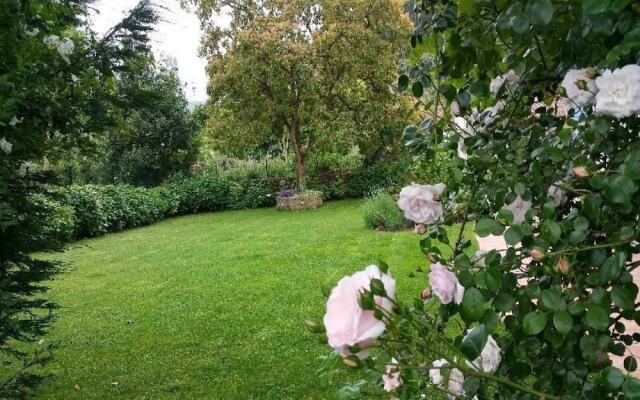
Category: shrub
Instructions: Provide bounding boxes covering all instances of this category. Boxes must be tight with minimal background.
[360,190,407,230]
[21,188,74,252]
[311,2,640,399]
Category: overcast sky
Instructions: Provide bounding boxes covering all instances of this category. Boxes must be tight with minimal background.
[90,0,228,102]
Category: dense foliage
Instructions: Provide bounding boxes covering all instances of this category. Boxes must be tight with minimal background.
[26,160,404,241]
[313,1,640,399]
[0,0,159,396]
[192,0,412,189]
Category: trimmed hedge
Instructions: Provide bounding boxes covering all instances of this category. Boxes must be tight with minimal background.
[33,161,404,241]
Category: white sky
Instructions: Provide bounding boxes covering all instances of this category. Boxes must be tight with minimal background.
[90,0,228,102]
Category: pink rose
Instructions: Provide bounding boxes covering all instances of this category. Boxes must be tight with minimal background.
[429,263,465,305]
[383,358,402,392]
[397,183,446,225]
[323,265,396,359]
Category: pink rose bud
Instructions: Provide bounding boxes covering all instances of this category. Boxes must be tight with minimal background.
[451,101,460,116]
[572,166,589,177]
[529,248,545,261]
[324,265,396,359]
[414,223,427,234]
[556,257,570,274]
[421,288,431,300]
[343,358,359,368]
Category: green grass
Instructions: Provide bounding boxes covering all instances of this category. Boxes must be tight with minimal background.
[34,200,473,399]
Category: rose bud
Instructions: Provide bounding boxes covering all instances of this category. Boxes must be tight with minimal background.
[556,257,570,274]
[451,101,460,116]
[572,166,589,177]
[529,248,545,261]
[426,252,438,263]
[414,223,427,234]
[343,358,359,368]
[421,288,431,300]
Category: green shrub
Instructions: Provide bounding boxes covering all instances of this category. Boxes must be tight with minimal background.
[360,189,407,231]
[21,189,74,252]
[54,162,405,240]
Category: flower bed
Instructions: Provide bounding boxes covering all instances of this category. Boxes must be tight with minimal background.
[276,190,323,210]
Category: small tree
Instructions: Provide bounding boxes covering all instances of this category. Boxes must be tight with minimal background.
[0,1,159,396]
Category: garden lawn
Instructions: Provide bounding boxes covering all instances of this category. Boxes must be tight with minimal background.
[34,200,473,399]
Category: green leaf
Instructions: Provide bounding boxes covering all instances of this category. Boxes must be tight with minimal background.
[553,311,573,334]
[573,216,589,231]
[602,367,625,390]
[610,0,632,12]
[583,0,611,14]
[541,221,562,243]
[461,288,487,322]
[398,75,409,91]
[526,0,554,25]
[475,218,504,237]
[625,356,638,372]
[612,286,635,311]
[460,324,488,360]
[586,305,610,331]
[600,256,623,284]
[412,82,424,98]
[523,311,548,335]
[623,377,640,400]
[504,226,523,245]
[541,290,566,311]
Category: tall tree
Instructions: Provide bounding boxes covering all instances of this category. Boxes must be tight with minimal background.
[0,1,159,396]
[193,0,410,189]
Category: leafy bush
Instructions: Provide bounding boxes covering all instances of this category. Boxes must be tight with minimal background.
[361,190,407,231]
[311,1,640,400]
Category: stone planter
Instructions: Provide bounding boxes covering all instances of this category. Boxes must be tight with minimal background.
[276,191,323,210]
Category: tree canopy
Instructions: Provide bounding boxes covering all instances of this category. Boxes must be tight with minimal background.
[193,0,411,189]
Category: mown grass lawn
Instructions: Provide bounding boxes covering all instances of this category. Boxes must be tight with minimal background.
[34,200,473,399]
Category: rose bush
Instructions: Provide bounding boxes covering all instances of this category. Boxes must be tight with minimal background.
[310,1,640,399]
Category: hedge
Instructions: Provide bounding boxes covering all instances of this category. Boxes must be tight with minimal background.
[29,161,404,243]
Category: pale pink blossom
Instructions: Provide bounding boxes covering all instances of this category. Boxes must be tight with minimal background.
[466,331,502,372]
[561,68,598,107]
[383,358,402,392]
[324,265,396,359]
[502,195,531,225]
[429,263,465,305]
[595,65,640,118]
[397,183,445,225]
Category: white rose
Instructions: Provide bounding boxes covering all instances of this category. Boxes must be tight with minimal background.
[453,116,473,160]
[547,182,567,206]
[9,116,23,127]
[25,27,40,37]
[323,265,396,359]
[479,101,505,127]
[465,331,502,373]
[429,359,465,398]
[502,194,531,225]
[43,34,59,49]
[561,68,598,107]
[0,138,12,154]
[595,64,640,118]
[397,183,445,225]
[383,358,402,392]
[472,250,487,268]
[490,70,519,94]
[429,263,465,305]
[457,139,468,160]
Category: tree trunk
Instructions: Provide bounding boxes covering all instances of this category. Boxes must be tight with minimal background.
[289,120,305,191]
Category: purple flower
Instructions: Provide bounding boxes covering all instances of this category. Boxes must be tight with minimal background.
[279,189,297,198]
